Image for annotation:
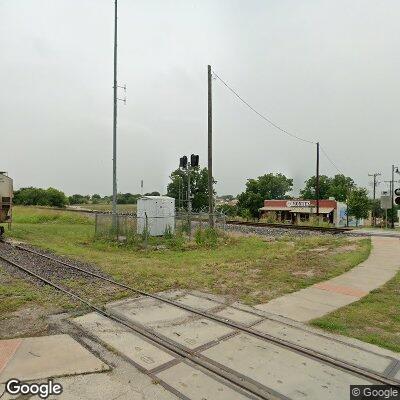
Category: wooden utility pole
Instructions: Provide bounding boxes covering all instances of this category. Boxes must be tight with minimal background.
[368,172,381,226]
[316,142,320,216]
[207,65,214,227]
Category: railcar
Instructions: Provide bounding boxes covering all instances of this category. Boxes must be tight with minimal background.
[0,172,13,236]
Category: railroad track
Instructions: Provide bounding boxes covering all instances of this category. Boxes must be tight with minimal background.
[0,242,398,399]
[226,220,353,234]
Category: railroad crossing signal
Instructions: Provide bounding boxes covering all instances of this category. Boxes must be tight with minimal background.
[179,156,188,169]
[190,154,199,167]
[395,188,400,205]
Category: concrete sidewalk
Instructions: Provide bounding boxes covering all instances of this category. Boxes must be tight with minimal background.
[349,228,400,238]
[0,334,108,383]
[255,236,400,321]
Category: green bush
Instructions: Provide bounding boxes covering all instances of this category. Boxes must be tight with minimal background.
[166,233,185,250]
[195,227,218,247]
[163,225,174,239]
[260,213,278,224]
[14,187,68,207]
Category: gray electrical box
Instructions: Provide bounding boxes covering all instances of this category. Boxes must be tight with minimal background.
[380,194,392,210]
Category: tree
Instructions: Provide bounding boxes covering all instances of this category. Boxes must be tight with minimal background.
[329,175,355,202]
[300,175,331,200]
[144,191,161,196]
[300,174,355,202]
[68,194,89,205]
[14,187,67,207]
[46,188,68,207]
[219,195,235,201]
[347,187,370,226]
[216,203,238,217]
[166,167,216,212]
[117,193,141,204]
[237,173,293,218]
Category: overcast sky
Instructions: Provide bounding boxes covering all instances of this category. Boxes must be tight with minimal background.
[1,0,399,197]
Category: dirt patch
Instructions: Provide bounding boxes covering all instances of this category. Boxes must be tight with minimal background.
[0,305,60,339]
[292,270,315,278]
[308,246,330,253]
[332,244,357,253]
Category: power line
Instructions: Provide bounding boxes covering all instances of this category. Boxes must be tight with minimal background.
[212,70,315,145]
[212,69,348,176]
[320,145,345,175]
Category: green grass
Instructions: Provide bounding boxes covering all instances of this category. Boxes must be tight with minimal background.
[311,272,400,353]
[0,266,79,317]
[13,207,93,225]
[1,206,371,322]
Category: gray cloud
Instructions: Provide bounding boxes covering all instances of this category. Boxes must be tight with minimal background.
[1,0,399,196]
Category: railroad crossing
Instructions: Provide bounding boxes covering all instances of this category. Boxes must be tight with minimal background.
[0,237,399,399]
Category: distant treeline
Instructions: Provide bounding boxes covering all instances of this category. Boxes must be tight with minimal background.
[13,187,161,208]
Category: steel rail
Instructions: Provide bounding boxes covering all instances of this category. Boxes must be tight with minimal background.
[0,252,278,400]
[9,243,400,386]
[226,221,352,233]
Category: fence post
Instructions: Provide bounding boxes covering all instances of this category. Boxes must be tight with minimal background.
[144,212,148,248]
[95,213,98,236]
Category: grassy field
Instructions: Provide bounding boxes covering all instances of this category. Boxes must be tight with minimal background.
[0,206,371,338]
[69,203,137,212]
[311,272,400,353]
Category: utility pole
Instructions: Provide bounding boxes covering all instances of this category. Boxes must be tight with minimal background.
[207,65,214,228]
[112,0,118,217]
[316,142,320,216]
[368,172,381,226]
[384,179,393,228]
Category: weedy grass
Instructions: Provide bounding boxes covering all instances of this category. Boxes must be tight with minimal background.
[5,207,370,303]
[1,206,372,334]
[311,272,400,353]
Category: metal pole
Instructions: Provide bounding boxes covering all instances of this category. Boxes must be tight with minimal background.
[187,163,192,236]
[207,65,214,228]
[178,177,181,210]
[391,165,395,229]
[368,172,381,227]
[316,142,320,217]
[112,0,118,217]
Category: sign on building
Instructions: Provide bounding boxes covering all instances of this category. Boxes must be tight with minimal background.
[286,200,311,207]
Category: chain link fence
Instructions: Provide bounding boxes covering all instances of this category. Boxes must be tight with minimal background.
[94,211,226,241]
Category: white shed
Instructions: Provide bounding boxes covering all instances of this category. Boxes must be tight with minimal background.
[137,196,175,236]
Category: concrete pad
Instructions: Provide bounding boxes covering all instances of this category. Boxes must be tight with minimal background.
[202,333,371,400]
[253,319,394,375]
[215,307,264,326]
[4,368,178,400]
[175,293,220,311]
[156,318,233,349]
[0,335,108,383]
[74,312,176,370]
[157,362,251,400]
[107,296,233,350]
[107,297,191,327]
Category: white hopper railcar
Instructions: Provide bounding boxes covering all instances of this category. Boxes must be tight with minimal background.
[0,172,13,236]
